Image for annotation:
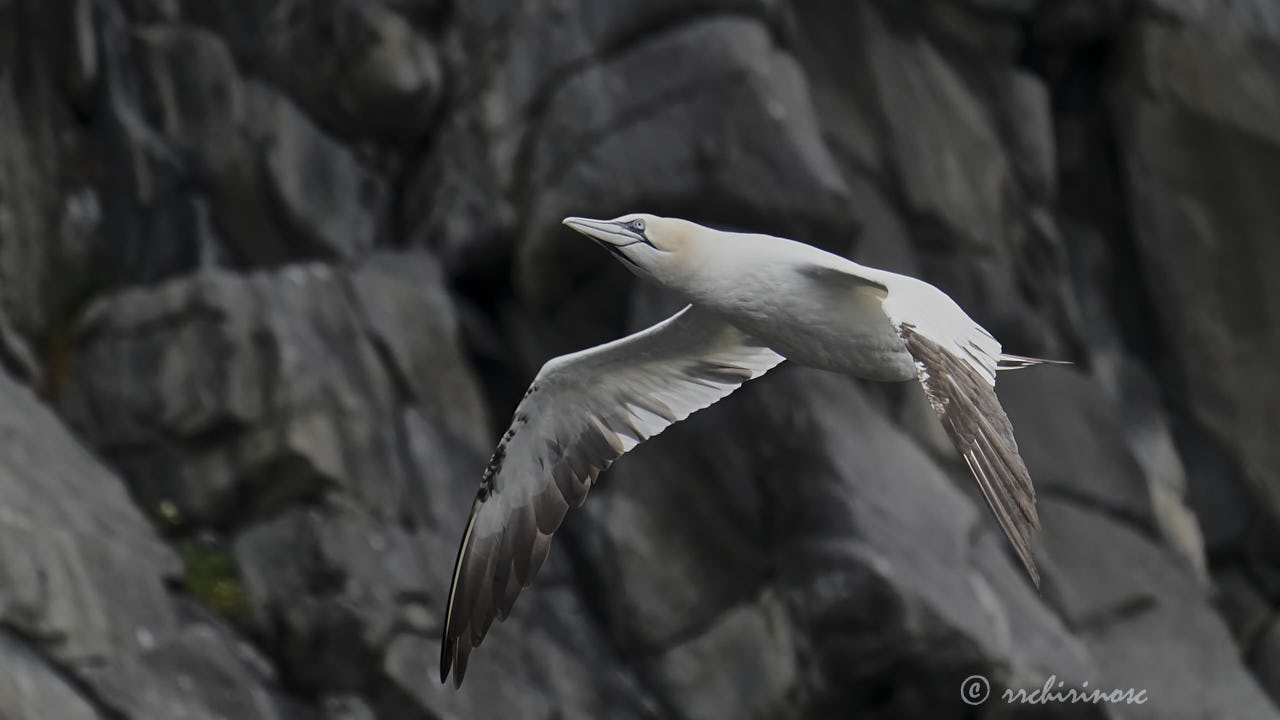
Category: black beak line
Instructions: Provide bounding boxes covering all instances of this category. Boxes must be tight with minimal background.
[602,242,641,268]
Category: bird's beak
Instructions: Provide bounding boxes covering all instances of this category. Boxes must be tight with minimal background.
[562,217,643,247]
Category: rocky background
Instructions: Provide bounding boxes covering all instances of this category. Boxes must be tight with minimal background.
[1,0,1278,718]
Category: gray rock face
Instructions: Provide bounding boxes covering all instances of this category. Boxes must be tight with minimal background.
[0,633,100,720]
[866,7,1012,254]
[1115,21,1280,557]
[63,254,486,527]
[60,255,492,701]
[1141,0,1280,40]
[129,24,383,264]
[1040,499,1276,720]
[178,0,444,140]
[0,1,104,335]
[997,368,1154,527]
[0,307,40,387]
[2,0,1279,718]
[0,370,288,720]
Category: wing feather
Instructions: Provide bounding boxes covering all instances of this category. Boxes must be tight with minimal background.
[895,321,1041,586]
[439,305,784,686]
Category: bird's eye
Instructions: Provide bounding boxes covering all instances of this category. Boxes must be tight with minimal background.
[630,218,646,232]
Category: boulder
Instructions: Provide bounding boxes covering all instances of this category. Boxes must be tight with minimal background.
[1040,499,1278,720]
[0,1,105,335]
[1115,21,1280,555]
[128,25,383,264]
[0,368,290,720]
[0,633,100,720]
[1139,0,1280,40]
[172,0,444,140]
[63,254,487,528]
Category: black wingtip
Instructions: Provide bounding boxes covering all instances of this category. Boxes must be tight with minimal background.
[440,632,473,688]
[1026,559,1042,589]
[453,642,472,689]
[1010,536,1041,589]
[440,497,482,689]
[439,638,452,685]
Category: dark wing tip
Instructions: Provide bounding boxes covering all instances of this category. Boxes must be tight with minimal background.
[1005,520,1041,588]
[438,460,573,690]
[440,612,475,689]
[453,626,474,689]
[440,496,483,688]
[440,624,473,688]
[439,637,453,684]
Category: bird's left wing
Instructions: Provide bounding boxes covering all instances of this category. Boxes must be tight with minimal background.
[892,316,1041,586]
[440,305,784,687]
[790,260,1041,584]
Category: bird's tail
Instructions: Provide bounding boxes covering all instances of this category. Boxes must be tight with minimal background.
[996,353,1071,371]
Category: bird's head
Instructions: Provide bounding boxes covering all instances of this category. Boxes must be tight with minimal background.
[562,213,699,287]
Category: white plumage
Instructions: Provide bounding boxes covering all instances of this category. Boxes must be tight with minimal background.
[440,213,1063,687]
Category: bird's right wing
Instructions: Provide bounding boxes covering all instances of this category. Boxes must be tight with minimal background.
[440,305,784,687]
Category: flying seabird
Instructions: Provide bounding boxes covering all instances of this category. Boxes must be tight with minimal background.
[440,214,1065,687]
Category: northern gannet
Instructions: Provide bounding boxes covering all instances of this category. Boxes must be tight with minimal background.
[440,214,1064,686]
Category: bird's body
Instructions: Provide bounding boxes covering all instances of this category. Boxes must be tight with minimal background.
[439,214,1065,687]
[669,229,954,382]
